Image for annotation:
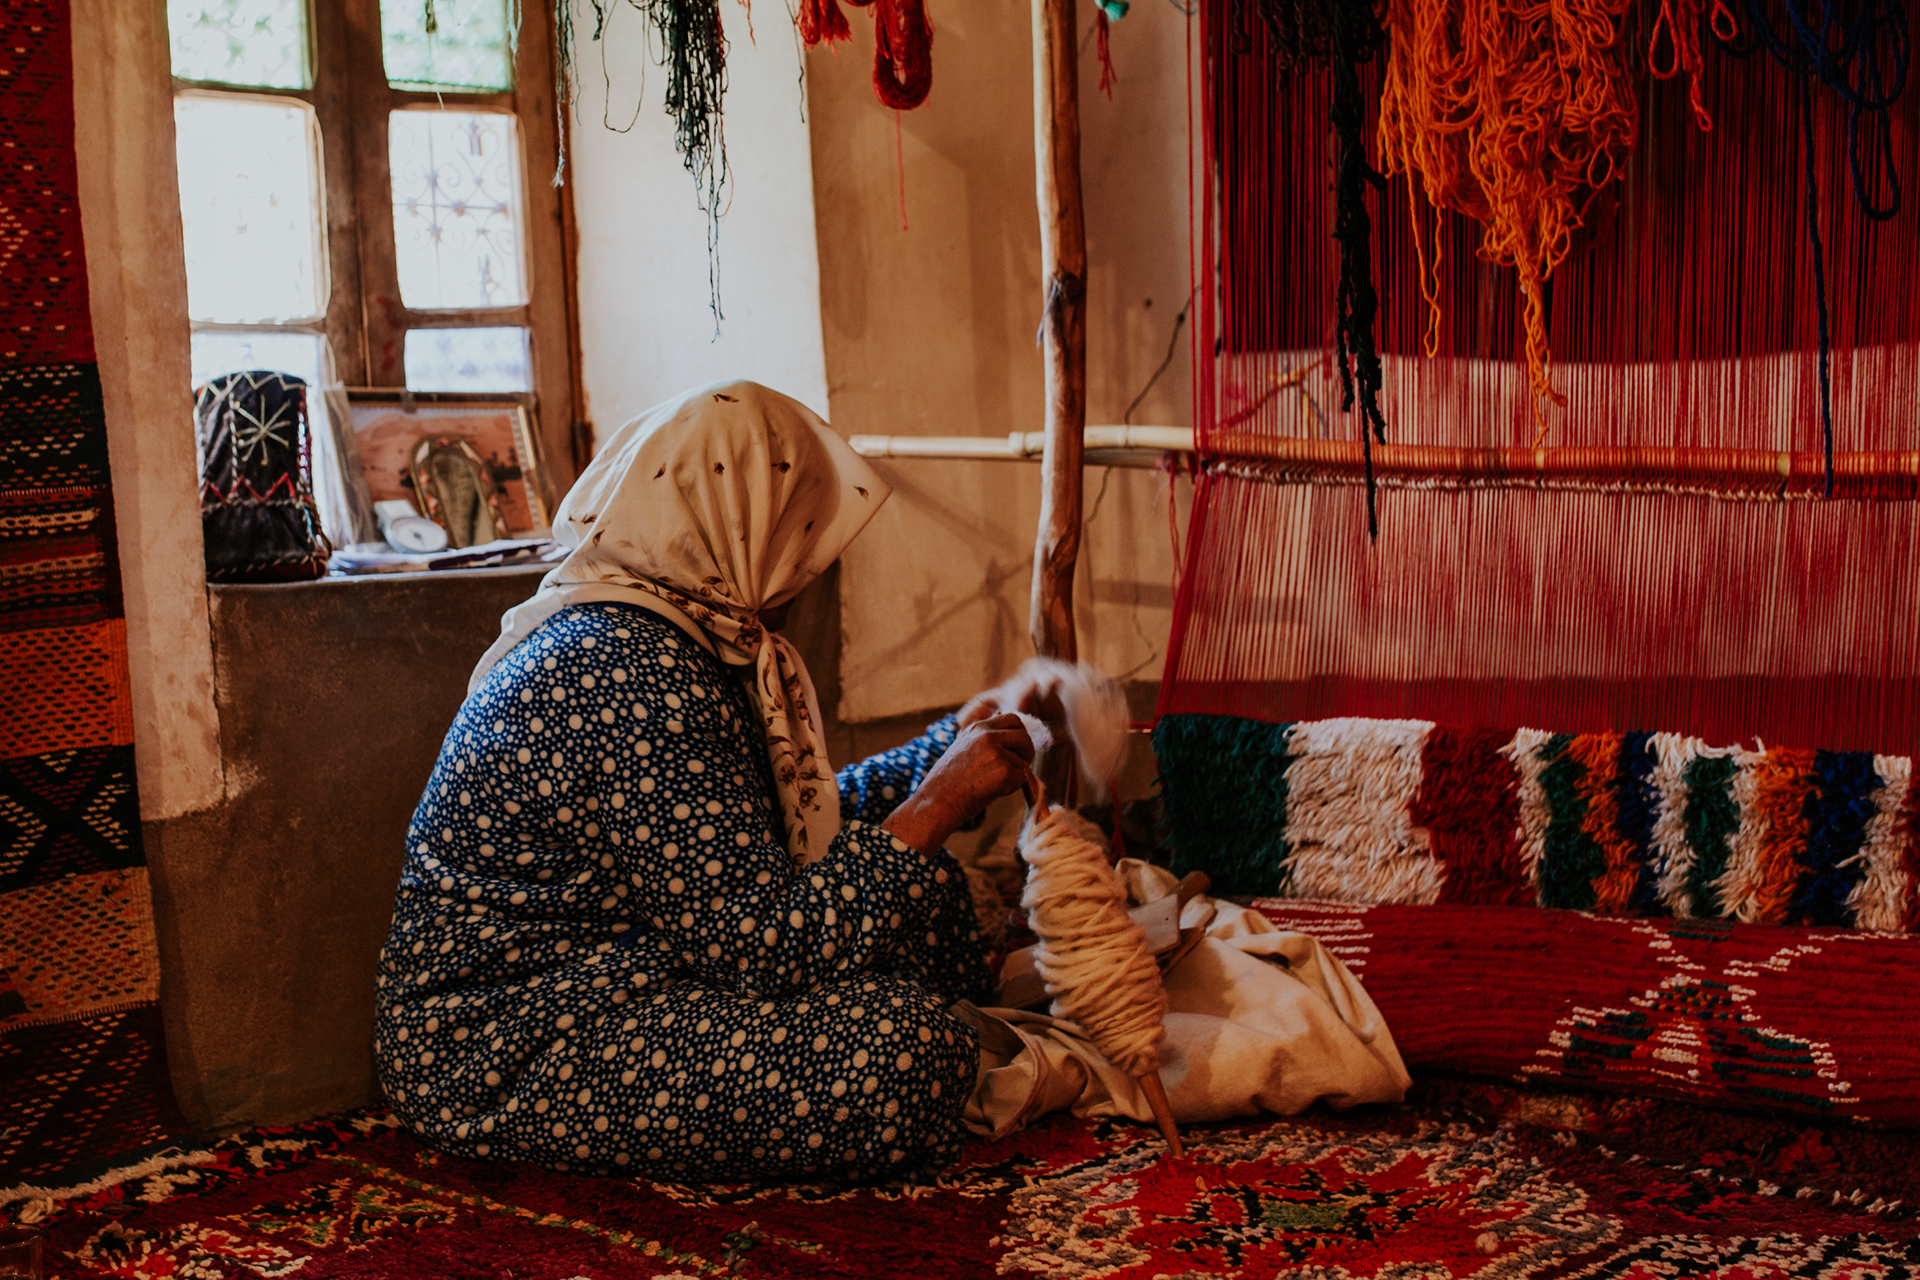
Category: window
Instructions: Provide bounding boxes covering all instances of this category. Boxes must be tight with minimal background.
[167,0,578,543]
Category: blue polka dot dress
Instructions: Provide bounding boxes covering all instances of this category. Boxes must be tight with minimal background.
[374,603,992,1182]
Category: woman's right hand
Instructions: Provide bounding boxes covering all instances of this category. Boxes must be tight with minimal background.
[957,662,1069,731]
[881,713,1036,856]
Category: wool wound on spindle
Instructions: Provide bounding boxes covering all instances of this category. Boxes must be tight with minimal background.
[1019,807,1167,1080]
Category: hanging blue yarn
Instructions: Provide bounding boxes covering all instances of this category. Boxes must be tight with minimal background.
[1721,0,1910,494]
[1734,0,1909,219]
[1799,76,1837,495]
[1795,749,1881,928]
[1615,732,1664,915]
[1327,0,1388,538]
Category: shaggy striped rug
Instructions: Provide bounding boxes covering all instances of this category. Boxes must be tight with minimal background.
[6,1073,1919,1278]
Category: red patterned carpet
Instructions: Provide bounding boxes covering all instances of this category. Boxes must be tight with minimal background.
[12,1074,1920,1279]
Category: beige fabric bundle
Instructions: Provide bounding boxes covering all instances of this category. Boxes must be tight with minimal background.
[961,860,1411,1137]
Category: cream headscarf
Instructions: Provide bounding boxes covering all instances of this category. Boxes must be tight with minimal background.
[469,380,891,867]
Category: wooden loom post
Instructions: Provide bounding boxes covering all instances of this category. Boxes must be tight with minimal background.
[1030,0,1087,666]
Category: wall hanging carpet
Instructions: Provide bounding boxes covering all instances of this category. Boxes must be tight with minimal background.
[0,0,183,1187]
[8,1081,1920,1278]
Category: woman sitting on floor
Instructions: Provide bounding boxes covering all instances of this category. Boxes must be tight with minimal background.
[373,381,1038,1181]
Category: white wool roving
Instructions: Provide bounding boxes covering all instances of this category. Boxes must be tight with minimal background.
[1007,658,1130,802]
[1011,711,1055,755]
[1019,805,1167,1079]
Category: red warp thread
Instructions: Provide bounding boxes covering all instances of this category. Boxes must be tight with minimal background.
[1157,0,1920,758]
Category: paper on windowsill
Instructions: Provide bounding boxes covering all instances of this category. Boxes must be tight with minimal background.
[329,537,563,575]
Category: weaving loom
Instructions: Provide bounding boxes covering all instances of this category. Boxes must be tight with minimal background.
[1152,0,1920,759]
[1145,0,1920,1128]
[1161,0,1920,757]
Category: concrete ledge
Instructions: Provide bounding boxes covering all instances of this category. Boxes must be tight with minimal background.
[146,567,544,1131]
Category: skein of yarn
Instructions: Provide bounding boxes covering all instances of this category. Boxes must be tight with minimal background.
[1019,796,1182,1154]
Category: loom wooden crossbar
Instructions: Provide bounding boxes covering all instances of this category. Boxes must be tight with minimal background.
[1207,436,1920,495]
[855,427,1920,496]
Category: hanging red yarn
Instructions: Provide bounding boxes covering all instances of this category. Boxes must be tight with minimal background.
[796,0,851,45]
[1097,12,1118,99]
[1375,0,1639,421]
[798,0,934,110]
[867,0,933,109]
[1648,0,1719,132]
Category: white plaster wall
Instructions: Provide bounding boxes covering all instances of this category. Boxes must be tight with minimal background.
[566,0,831,433]
[71,0,225,821]
[809,0,1195,721]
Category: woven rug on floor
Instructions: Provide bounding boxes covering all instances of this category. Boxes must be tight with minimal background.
[1254,898,1920,1127]
[7,1074,1920,1279]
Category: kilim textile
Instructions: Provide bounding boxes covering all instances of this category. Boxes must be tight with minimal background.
[0,0,182,1185]
[1155,712,1920,929]
[1255,898,1920,1127]
[7,1077,1920,1278]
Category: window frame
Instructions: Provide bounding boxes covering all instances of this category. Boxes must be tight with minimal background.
[173,0,583,523]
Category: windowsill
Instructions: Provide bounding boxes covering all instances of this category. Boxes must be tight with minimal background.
[207,563,550,593]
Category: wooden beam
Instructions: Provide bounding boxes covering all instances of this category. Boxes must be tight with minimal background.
[1030,0,1087,664]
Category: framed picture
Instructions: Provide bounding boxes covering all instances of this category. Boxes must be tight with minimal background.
[342,390,552,543]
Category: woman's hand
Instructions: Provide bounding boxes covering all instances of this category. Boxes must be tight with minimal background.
[957,663,1068,731]
[881,714,1036,856]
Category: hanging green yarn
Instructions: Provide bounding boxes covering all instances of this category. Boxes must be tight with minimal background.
[1537,735,1606,912]
[1680,754,1739,917]
[559,1,731,326]
[1236,0,1333,68]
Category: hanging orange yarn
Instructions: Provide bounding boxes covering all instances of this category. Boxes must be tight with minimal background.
[1376,0,1640,419]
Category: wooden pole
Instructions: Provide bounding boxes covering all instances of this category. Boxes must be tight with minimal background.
[1030,0,1088,665]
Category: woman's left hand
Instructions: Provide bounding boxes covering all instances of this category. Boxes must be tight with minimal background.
[881,713,1036,856]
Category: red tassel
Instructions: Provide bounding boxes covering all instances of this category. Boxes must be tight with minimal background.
[870,0,933,109]
[797,0,852,48]
[1097,11,1118,99]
